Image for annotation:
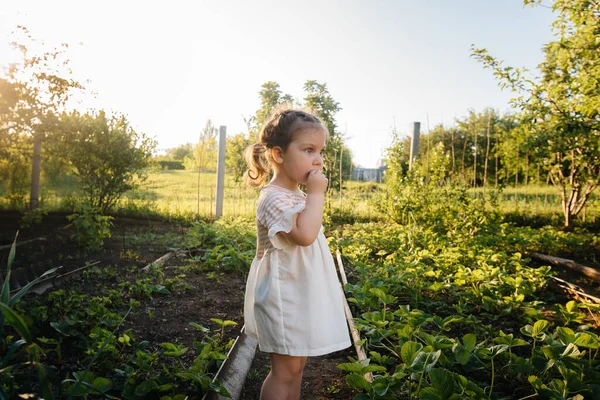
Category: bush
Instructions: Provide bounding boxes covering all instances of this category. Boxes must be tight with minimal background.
[60,110,156,214]
[154,160,184,170]
[66,204,113,251]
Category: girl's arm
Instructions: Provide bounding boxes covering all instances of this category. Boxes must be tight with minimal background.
[280,170,327,246]
[281,192,325,246]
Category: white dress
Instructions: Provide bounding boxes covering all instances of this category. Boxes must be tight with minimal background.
[244,185,352,356]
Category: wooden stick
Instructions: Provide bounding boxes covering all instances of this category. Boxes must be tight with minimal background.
[525,251,600,283]
[550,276,600,305]
[0,237,47,250]
[336,249,348,286]
[335,249,373,383]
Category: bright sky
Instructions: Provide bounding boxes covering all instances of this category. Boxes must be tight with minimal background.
[1,1,555,168]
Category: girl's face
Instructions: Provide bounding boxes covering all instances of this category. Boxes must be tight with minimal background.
[276,125,326,185]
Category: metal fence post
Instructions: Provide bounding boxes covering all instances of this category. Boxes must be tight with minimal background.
[215,126,226,220]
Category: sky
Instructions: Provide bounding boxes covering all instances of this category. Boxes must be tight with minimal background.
[0,1,556,168]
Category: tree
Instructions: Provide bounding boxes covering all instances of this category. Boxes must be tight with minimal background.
[165,143,194,161]
[303,80,348,190]
[184,120,218,172]
[226,132,252,183]
[0,26,84,209]
[60,110,156,214]
[472,0,600,228]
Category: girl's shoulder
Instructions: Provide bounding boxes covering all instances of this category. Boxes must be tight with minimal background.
[257,185,306,216]
[261,184,306,199]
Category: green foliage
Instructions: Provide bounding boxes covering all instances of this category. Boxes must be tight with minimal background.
[0,26,85,210]
[471,0,600,228]
[0,233,58,400]
[66,203,113,251]
[183,217,255,275]
[59,110,156,214]
[184,119,218,172]
[249,81,296,138]
[333,221,600,399]
[19,207,47,229]
[6,241,235,399]
[226,132,252,183]
[375,139,502,237]
[154,160,185,170]
[303,80,351,191]
[163,143,194,161]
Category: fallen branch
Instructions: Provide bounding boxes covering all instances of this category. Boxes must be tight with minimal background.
[0,237,47,250]
[525,251,600,283]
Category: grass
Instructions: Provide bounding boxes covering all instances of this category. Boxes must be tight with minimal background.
[0,170,378,220]
[1,170,598,224]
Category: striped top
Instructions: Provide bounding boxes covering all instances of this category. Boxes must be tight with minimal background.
[255,185,307,258]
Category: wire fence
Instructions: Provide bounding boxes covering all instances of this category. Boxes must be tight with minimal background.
[1,168,598,224]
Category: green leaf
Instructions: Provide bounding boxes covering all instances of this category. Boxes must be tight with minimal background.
[428,368,454,398]
[160,342,188,357]
[92,377,112,393]
[135,379,159,396]
[338,362,365,374]
[9,267,59,306]
[401,341,422,365]
[0,303,32,342]
[346,374,372,392]
[556,327,575,344]
[209,381,231,397]
[419,387,443,400]
[454,346,470,366]
[189,322,210,333]
[462,333,476,352]
[1,339,26,368]
[573,332,600,349]
[532,320,550,337]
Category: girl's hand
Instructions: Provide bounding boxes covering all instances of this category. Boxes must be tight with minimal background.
[306,169,328,194]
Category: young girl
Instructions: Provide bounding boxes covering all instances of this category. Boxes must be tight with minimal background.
[243,108,351,400]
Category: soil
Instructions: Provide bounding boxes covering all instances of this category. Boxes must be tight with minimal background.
[0,211,359,399]
[3,210,599,399]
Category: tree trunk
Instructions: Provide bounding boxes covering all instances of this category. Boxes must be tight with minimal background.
[29,135,42,210]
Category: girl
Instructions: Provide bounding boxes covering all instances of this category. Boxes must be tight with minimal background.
[243,108,351,400]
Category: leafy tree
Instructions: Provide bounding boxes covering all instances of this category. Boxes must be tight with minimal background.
[165,143,194,161]
[472,0,600,228]
[59,110,156,213]
[226,132,251,183]
[0,26,84,209]
[246,81,295,142]
[184,120,218,171]
[303,80,350,190]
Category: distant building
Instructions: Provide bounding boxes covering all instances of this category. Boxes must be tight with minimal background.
[351,159,387,182]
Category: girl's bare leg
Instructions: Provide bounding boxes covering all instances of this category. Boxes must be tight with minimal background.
[260,353,308,400]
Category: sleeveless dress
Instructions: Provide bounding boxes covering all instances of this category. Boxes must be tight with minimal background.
[243,184,352,356]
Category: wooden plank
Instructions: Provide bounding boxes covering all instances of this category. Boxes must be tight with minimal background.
[335,249,373,383]
[205,325,258,400]
[336,249,348,286]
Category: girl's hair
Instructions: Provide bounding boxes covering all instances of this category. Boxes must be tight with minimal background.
[244,107,328,187]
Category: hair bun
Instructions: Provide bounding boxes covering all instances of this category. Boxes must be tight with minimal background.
[253,142,266,154]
